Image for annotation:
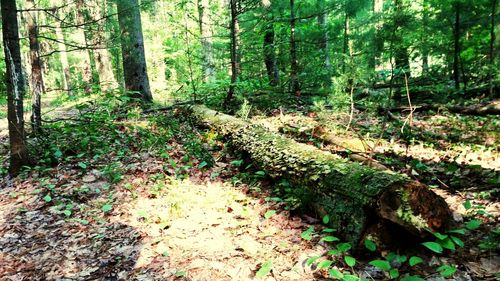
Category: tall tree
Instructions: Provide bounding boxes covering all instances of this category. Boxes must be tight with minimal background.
[1,0,30,175]
[76,0,98,93]
[263,1,279,86]
[290,0,300,96]
[452,0,460,90]
[55,16,73,95]
[116,0,153,102]
[198,0,215,82]
[421,0,429,74]
[317,0,331,86]
[392,0,411,104]
[26,0,45,133]
[488,0,497,96]
[225,0,240,106]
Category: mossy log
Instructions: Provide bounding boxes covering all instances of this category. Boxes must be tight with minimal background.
[189,105,451,245]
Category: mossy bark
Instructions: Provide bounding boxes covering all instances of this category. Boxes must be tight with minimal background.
[190,105,451,244]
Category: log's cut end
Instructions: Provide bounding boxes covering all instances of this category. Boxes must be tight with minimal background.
[378,182,451,236]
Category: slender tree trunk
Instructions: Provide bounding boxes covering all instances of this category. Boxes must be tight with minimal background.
[106,0,124,88]
[371,0,384,71]
[116,0,153,102]
[342,9,350,73]
[421,0,429,74]
[318,0,331,87]
[55,21,72,95]
[1,0,30,175]
[26,0,45,134]
[93,0,117,91]
[263,4,279,86]
[290,0,300,96]
[453,1,460,90]
[75,0,96,93]
[489,0,497,96]
[393,0,410,104]
[225,0,240,106]
[198,0,215,82]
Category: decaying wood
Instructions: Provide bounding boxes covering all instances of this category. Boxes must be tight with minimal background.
[382,99,500,116]
[189,105,452,245]
[256,115,388,171]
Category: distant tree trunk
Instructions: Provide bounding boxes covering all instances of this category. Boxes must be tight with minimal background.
[342,9,350,73]
[106,0,124,88]
[198,0,215,82]
[371,0,384,71]
[421,0,429,74]
[26,0,45,134]
[225,0,240,106]
[453,1,460,90]
[393,0,410,104]
[93,1,117,91]
[489,0,497,97]
[55,21,72,95]
[1,0,30,175]
[75,0,96,93]
[263,4,279,86]
[116,0,153,102]
[290,0,300,96]
[317,0,331,87]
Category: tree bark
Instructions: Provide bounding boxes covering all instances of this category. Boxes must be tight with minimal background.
[198,0,215,82]
[1,0,30,175]
[190,105,452,244]
[225,0,240,107]
[263,3,279,87]
[26,0,45,134]
[290,0,300,96]
[116,0,153,102]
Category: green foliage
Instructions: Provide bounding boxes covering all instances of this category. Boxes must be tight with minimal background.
[255,260,272,278]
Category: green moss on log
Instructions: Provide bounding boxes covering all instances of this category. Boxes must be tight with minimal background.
[189,105,451,243]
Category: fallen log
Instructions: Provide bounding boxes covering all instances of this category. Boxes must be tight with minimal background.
[381,99,500,116]
[267,120,388,171]
[189,105,452,245]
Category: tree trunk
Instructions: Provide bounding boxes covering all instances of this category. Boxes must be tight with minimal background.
[106,0,124,88]
[421,0,429,74]
[55,20,72,95]
[393,0,410,105]
[26,0,45,134]
[370,0,384,71]
[198,0,215,82]
[489,0,497,97]
[75,0,96,93]
[189,105,452,244]
[116,0,152,102]
[1,0,30,175]
[317,0,331,87]
[225,0,240,107]
[290,0,300,96]
[453,1,460,90]
[263,3,279,87]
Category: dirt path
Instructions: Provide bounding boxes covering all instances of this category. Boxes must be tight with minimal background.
[0,170,324,280]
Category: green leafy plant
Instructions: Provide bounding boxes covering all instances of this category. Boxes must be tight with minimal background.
[255,260,272,278]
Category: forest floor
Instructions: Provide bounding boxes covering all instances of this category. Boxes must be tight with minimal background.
[0,96,498,281]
